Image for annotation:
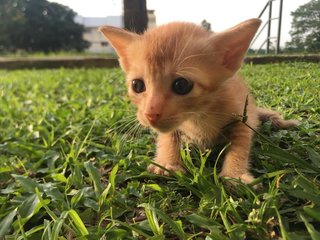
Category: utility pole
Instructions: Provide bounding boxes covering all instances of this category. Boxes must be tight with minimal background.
[123,0,148,33]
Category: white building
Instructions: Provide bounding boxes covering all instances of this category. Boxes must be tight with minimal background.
[75,10,156,54]
[75,15,122,54]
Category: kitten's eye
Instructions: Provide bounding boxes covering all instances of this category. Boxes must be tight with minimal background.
[172,77,194,95]
[132,79,146,93]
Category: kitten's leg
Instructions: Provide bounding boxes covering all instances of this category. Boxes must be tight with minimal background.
[148,132,184,176]
[219,122,255,184]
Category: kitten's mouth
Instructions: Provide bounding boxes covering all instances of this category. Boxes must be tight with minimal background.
[139,113,183,133]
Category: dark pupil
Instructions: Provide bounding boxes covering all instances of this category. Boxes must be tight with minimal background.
[172,77,193,95]
[132,79,145,93]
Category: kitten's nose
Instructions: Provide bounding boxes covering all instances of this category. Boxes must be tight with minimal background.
[145,113,161,124]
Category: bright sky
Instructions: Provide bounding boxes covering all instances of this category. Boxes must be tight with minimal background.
[48,0,310,47]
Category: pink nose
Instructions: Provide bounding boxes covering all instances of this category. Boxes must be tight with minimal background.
[145,113,161,124]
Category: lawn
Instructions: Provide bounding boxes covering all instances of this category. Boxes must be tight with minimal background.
[0,62,319,239]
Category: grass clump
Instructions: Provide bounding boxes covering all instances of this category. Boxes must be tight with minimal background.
[0,62,319,239]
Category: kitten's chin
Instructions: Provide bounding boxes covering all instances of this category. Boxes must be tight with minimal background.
[151,125,177,133]
[141,121,178,133]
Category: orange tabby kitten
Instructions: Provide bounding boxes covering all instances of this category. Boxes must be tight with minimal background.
[100,19,298,184]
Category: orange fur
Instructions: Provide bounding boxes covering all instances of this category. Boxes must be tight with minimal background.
[100,19,298,184]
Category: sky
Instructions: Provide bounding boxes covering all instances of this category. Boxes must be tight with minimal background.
[48,0,310,47]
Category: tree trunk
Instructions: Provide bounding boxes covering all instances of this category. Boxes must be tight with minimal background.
[123,0,148,34]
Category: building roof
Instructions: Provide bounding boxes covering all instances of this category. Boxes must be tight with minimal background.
[75,15,123,28]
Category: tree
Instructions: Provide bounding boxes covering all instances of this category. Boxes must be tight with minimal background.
[201,20,211,31]
[0,0,88,52]
[123,0,148,34]
[286,0,320,53]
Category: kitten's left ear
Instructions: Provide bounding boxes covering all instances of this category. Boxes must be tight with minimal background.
[99,26,139,71]
[212,18,261,72]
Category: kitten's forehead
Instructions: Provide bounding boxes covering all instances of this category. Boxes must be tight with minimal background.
[140,22,211,70]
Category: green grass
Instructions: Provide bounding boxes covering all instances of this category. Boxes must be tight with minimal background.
[0,62,319,239]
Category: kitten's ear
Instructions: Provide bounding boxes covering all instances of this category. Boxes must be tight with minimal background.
[99,26,139,71]
[212,18,261,72]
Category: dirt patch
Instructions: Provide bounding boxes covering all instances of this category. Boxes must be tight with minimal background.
[0,57,119,69]
[0,55,319,69]
[245,54,320,64]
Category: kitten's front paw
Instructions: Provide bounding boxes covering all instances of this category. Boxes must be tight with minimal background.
[239,173,255,185]
[148,161,185,176]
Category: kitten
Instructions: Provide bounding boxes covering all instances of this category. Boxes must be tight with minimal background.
[99,19,298,184]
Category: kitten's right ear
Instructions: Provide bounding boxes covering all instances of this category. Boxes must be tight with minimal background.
[99,26,139,71]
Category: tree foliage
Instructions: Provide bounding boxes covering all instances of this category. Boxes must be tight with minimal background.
[0,0,88,53]
[286,0,320,52]
[201,20,211,31]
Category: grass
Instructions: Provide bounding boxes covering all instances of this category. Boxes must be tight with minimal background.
[0,62,319,239]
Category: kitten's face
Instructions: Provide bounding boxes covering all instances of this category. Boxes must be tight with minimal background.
[126,23,229,132]
[125,24,222,132]
[100,20,261,133]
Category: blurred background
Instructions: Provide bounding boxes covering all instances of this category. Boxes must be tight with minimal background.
[0,0,319,56]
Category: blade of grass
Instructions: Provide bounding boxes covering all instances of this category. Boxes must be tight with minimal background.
[16,225,45,240]
[249,169,295,187]
[303,206,320,222]
[263,145,320,173]
[52,211,69,239]
[84,161,103,195]
[146,206,187,240]
[140,203,163,236]
[18,193,41,219]
[185,213,221,231]
[68,209,89,236]
[35,187,57,221]
[274,207,288,240]
[0,208,17,238]
[300,213,320,240]
[12,174,41,193]
[74,120,96,161]
[17,215,26,239]
[107,219,152,238]
[109,163,119,193]
[42,219,53,240]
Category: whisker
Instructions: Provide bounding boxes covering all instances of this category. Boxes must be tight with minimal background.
[107,116,136,134]
[116,118,138,137]
[176,52,212,67]
[117,120,140,148]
